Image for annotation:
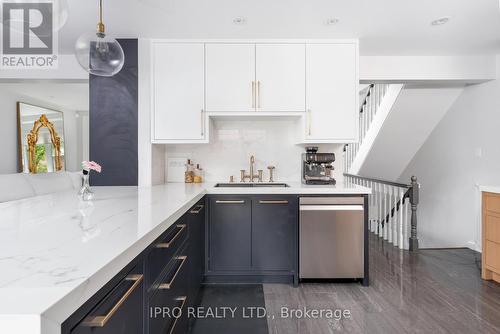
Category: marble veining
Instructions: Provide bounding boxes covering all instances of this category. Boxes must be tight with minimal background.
[0,182,369,334]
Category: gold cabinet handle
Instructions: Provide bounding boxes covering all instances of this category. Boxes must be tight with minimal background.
[215,200,245,204]
[155,224,186,248]
[257,81,261,109]
[168,296,187,334]
[190,204,204,214]
[81,274,143,327]
[252,81,255,108]
[259,200,289,204]
[159,256,187,289]
[200,109,204,137]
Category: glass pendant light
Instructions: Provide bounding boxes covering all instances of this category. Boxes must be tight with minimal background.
[75,0,124,77]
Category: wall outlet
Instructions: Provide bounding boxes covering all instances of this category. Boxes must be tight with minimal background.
[167,157,187,182]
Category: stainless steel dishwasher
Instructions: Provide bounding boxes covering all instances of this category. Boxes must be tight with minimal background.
[299,197,365,279]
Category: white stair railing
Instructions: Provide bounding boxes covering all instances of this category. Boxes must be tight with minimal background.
[344,83,390,173]
[344,174,420,251]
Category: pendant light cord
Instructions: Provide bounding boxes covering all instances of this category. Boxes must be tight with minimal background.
[99,0,103,23]
[97,0,105,34]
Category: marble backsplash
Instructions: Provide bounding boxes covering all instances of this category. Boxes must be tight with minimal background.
[165,119,345,183]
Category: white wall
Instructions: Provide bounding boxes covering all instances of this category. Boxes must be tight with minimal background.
[360,56,496,83]
[138,39,166,187]
[165,119,344,183]
[358,84,464,181]
[0,55,87,81]
[399,56,500,250]
[0,89,21,174]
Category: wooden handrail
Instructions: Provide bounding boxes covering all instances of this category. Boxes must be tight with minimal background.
[359,84,374,113]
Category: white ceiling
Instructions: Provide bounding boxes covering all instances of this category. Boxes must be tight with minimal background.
[55,0,500,55]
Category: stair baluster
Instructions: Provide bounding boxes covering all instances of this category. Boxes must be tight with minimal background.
[344,173,420,251]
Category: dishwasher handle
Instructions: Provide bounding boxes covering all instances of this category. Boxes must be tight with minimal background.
[300,205,364,211]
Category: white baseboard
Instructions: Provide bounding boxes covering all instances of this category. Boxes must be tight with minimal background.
[467,241,481,253]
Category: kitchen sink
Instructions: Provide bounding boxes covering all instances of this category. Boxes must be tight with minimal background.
[214,183,290,188]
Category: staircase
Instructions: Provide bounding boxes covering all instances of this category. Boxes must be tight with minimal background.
[343,84,419,251]
[344,83,404,173]
[348,84,464,180]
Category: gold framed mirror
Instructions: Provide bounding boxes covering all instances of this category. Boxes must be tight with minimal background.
[17,102,66,173]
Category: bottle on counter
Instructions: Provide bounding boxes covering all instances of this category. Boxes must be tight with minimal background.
[193,164,204,183]
[185,159,194,183]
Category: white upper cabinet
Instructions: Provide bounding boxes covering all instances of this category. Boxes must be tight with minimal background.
[150,40,359,144]
[205,44,256,112]
[305,43,358,142]
[152,42,207,143]
[255,44,306,112]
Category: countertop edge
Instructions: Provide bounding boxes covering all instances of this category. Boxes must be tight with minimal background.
[41,190,206,333]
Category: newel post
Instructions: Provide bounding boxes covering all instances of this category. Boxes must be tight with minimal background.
[409,176,419,251]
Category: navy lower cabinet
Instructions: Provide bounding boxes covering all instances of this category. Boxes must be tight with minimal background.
[68,266,144,334]
[251,196,298,272]
[63,200,206,334]
[187,198,205,309]
[207,195,298,284]
[149,245,189,334]
[208,196,252,271]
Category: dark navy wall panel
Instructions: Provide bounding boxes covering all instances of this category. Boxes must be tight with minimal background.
[89,39,138,186]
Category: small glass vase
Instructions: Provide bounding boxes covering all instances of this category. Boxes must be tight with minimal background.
[79,173,94,201]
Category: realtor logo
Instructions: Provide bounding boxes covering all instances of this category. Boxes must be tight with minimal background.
[1,0,58,68]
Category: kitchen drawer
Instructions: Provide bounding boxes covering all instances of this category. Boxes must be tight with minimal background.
[148,221,188,287]
[149,253,189,334]
[485,240,500,271]
[486,213,500,244]
[149,294,188,334]
[71,274,144,334]
[169,296,189,334]
[485,193,500,214]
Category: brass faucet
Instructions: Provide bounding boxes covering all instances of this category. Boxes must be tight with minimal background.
[240,155,262,182]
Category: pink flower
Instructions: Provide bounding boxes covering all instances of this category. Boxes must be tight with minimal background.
[82,161,102,173]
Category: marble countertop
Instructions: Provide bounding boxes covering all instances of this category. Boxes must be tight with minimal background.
[206,181,372,194]
[0,181,370,334]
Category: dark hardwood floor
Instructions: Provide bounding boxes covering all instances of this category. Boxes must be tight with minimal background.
[264,233,500,334]
[190,284,268,334]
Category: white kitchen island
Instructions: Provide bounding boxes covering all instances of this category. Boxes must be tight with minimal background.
[0,182,370,334]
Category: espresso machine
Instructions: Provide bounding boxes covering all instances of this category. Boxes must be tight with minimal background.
[301,147,336,185]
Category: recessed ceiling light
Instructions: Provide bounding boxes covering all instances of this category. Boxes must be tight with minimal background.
[325,18,339,25]
[233,17,246,25]
[431,16,450,26]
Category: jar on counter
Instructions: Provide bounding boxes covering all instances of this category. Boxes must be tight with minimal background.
[193,164,204,183]
[185,159,194,183]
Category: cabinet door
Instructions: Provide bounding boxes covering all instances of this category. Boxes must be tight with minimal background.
[305,43,358,141]
[205,44,256,112]
[209,197,251,271]
[153,43,206,141]
[251,196,297,271]
[256,44,305,112]
[188,200,205,308]
[71,274,144,334]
